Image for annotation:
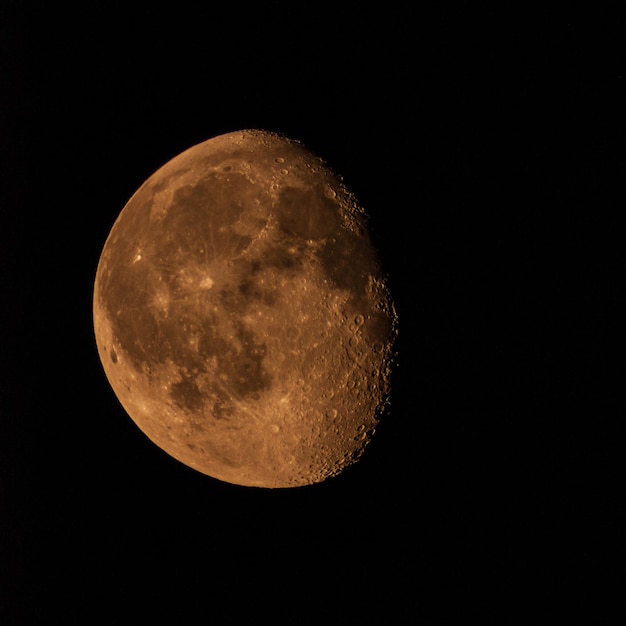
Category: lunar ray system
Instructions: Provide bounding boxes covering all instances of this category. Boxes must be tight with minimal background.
[93,129,397,488]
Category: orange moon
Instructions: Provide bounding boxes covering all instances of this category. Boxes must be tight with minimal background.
[93,130,397,488]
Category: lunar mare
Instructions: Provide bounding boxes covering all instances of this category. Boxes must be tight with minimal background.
[93,129,397,488]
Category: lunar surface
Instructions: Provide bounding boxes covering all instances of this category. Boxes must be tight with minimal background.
[93,129,397,488]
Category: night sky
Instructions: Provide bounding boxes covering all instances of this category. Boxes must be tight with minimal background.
[1,3,623,623]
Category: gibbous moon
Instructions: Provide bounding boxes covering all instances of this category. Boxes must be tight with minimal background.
[93,129,397,488]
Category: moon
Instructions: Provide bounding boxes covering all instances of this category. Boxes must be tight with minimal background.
[93,129,397,488]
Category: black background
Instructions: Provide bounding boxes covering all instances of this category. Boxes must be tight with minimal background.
[1,3,623,623]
